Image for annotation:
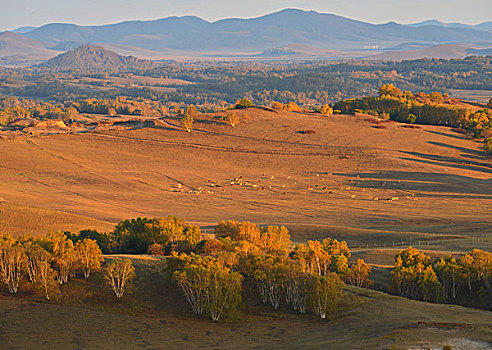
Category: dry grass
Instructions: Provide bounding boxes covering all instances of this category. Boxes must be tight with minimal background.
[0,202,113,236]
[0,109,489,252]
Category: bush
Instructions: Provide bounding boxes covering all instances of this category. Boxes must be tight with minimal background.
[272,101,283,110]
[148,243,165,256]
[484,138,492,154]
[235,98,254,109]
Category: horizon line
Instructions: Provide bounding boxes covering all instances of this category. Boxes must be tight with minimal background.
[4,8,490,32]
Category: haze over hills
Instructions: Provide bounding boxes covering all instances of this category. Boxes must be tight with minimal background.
[20,9,492,51]
[0,31,61,67]
[365,44,492,61]
[1,9,491,65]
[409,19,492,31]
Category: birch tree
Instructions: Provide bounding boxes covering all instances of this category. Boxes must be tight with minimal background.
[75,239,103,279]
[106,259,135,298]
[308,273,343,319]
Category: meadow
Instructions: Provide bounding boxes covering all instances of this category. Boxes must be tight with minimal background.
[0,108,491,349]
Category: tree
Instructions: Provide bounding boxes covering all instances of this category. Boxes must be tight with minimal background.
[50,232,77,284]
[180,114,194,132]
[379,84,402,98]
[436,256,460,299]
[235,98,253,109]
[174,262,209,315]
[419,266,444,303]
[24,242,49,284]
[346,258,373,288]
[206,263,242,321]
[172,253,242,321]
[251,255,283,309]
[36,250,58,300]
[226,112,240,128]
[185,105,198,117]
[283,102,301,112]
[278,261,309,313]
[320,104,333,116]
[259,226,291,255]
[65,106,79,123]
[0,239,26,294]
[106,259,135,298]
[308,273,344,319]
[407,114,417,124]
[75,239,103,279]
[272,101,283,110]
[485,137,492,154]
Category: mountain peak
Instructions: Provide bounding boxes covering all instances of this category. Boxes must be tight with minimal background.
[38,45,155,71]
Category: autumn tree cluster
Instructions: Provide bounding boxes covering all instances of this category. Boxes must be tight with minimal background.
[0,232,136,300]
[0,232,103,299]
[168,220,372,321]
[392,247,492,304]
[334,84,492,144]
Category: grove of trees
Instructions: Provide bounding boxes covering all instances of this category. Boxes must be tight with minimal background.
[0,232,116,300]
[391,247,492,304]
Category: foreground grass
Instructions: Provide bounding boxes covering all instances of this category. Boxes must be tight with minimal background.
[0,256,490,349]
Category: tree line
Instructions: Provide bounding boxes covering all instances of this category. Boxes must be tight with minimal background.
[0,232,134,300]
[334,84,492,152]
[167,220,371,321]
[391,247,492,306]
[43,217,371,321]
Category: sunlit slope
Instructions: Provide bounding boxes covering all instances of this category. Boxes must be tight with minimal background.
[0,109,490,243]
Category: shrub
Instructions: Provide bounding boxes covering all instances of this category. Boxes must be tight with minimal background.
[272,101,283,110]
[235,98,254,109]
[484,138,492,154]
[180,114,194,132]
[147,243,165,256]
[226,112,240,127]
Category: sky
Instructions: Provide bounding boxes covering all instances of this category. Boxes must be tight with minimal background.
[1,0,491,31]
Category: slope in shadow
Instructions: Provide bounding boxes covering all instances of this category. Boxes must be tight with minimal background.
[336,171,492,196]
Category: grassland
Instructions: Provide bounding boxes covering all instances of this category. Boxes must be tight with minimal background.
[0,109,490,349]
[0,109,489,246]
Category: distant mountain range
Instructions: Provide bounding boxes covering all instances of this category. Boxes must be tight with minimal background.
[408,20,492,32]
[1,9,491,66]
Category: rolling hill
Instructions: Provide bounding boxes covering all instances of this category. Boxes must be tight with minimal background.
[38,44,156,71]
[365,44,488,60]
[0,31,60,60]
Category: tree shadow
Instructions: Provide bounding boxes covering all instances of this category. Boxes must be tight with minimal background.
[401,151,492,174]
[427,141,484,157]
[334,170,492,197]
[425,129,470,141]
[400,156,492,175]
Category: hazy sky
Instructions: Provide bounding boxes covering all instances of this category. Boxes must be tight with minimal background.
[1,0,491,31]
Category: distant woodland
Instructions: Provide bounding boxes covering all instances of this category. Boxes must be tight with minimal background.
[0,56,490,106]
[0,54,491,151]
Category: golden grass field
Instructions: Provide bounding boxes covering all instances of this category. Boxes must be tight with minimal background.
[0,109,490,349]
[1,109,490,245]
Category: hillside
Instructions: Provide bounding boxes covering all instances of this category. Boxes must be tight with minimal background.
[0,257,491,349]
[365,44,480,60]
[21,9,492,53]
[38,45,156,71]
[0,31,60,66]
[0,107,491,349]
[0,108,490,251]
